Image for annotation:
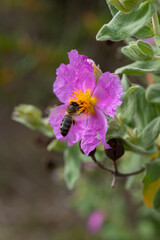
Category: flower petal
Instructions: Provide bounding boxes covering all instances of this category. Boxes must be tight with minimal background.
[54,50,95,103]
[68,49,93,72]
[54,64,76,103]
[76,70,96,93]
[49,104,85,146]
[92,72,123,118]
[81,108,110,155]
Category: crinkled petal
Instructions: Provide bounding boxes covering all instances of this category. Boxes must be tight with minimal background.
[81,108,110,155]
[68,49,93,72]
[75,70,96,93]
[92,72,123,118]
[54,50,95,103]
[49,104,85,146]
[54,64,76,103]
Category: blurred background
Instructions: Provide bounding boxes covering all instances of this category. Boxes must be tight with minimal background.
[1,0,160,239]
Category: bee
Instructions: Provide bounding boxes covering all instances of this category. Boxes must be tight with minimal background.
[60,102,81,137]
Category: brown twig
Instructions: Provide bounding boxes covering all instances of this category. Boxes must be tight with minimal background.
[91,155,145,186]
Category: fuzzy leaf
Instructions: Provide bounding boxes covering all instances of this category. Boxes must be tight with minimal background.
[115,59,160,75]
[134,87,157,132]
[139,117,160,148]
[12,104,54,137]
[145,83,160,104]
[137,40,154,56]
[153,188,160,212]
[115,137,157,155]
[96,1,155,41]
[143,162,160,209]
[47,139,67,152]
[64,143,81,189]
[106,0,119,16]
[134,25,154,38]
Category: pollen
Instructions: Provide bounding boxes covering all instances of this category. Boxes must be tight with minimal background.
[69,89,97,114]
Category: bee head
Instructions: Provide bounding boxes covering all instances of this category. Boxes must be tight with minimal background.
[67,102,80,113]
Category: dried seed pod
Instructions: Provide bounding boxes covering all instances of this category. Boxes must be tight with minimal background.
[105,138,124,161]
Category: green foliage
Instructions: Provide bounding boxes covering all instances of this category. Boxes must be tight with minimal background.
[12,104,54,137]
[109,0,147,13]
[115,59,160,75]
[47,139,68,152]
[96,1,155,41]
[64,143,82,189]
[134,87,157,132]
[122,40,154,61]
[119,137,157,155]
[143,162,160,210]
[145,83,160,104]
[138,117,160,148]
[153,188,160,212]
[143,162,160,184]
[134,25,154,38]
[106,0,119,16]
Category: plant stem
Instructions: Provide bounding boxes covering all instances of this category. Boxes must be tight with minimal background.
[91,155,145,180]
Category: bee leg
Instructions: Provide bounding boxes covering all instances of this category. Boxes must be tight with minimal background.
[73,120,76,125]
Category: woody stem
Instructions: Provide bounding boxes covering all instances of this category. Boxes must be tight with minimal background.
[91,155,145,179]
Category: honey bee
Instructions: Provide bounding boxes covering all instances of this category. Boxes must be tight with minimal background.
[60,102,81,137]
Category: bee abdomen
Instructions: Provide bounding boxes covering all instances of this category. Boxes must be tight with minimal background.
[60,115,72,137]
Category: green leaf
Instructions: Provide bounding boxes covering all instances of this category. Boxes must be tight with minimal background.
[109,0,130,13]
[115,59,160,75]
[47,139,68,152]
[122,40,154,61]
[111,137,157,155]
[124,85,141,95]
[12,104,54,137]
[134,87,157,132]
[121,74,131,91]
[38,118,54,137]
[143,162,160,209]
[137,40,154,56]
[117,90,136,123]
[106,0,119,16]
[154,36,160,48]
[138,117,160,148]
[143,162,160,184]
[134,25,154,38]
[153,187,160,212]
[145,83,160,104]
[121,46,137,61]
[117,76,139,124]
[12,104,42,130]
[64,143,81,189]
[96,1,155,41]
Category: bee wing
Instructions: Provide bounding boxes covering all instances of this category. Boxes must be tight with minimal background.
[49,104,68,124]
[74,111,92,129]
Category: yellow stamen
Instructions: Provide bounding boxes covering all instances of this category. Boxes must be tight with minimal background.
[69,89,97,114]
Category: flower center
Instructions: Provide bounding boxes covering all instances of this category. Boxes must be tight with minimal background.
[68,89,97,114]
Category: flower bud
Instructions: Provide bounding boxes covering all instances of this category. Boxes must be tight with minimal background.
[12,104,42,128]
[122,40,154,61]
[92,63,102,82]
[105,138,124,161]
[109,0,146,13]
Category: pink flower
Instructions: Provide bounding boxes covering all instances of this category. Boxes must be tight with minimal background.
[87,210,106,234]
[49,50,123,155]
[140,38,154,45]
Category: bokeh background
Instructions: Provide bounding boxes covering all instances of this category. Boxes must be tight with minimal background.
[1,0,160,239]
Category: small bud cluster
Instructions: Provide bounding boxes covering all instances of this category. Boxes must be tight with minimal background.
[109,0,146,13]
